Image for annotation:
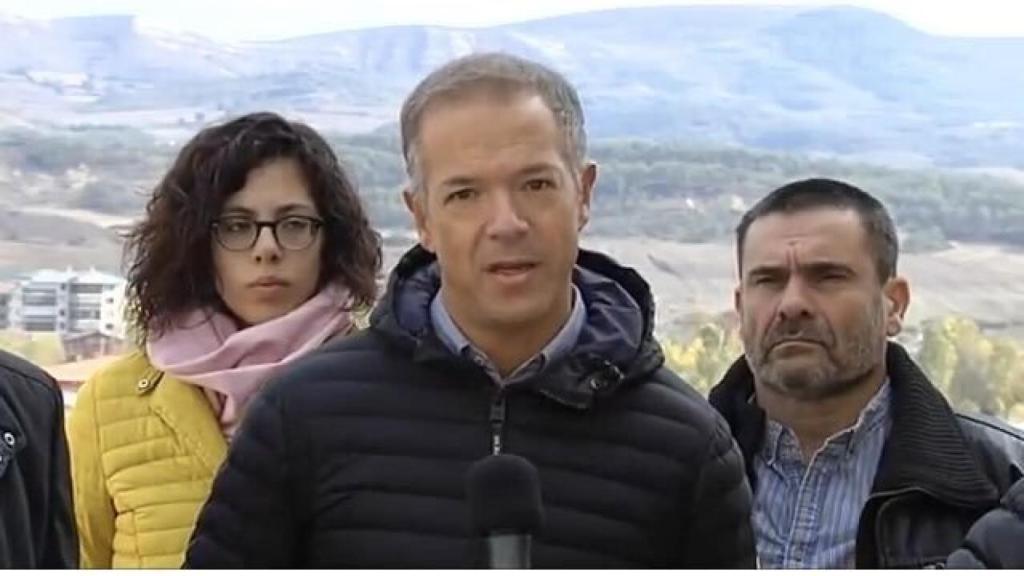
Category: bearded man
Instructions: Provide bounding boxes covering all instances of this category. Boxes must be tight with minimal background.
[709,178,1024,569]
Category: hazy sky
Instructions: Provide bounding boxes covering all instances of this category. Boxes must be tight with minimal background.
[2,0,1023,41]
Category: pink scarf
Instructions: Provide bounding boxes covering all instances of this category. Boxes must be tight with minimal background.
[146,284,352,437]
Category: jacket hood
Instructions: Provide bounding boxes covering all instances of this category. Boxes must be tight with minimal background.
[369,244,665,408]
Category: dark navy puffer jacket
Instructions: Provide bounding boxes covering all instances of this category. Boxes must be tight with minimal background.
[185,246,755,568]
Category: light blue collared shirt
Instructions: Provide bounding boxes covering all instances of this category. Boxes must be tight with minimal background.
[753,380,893,569]
[429,283,587,387]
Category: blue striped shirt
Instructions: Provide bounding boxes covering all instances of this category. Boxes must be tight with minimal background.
[753,381,892,569]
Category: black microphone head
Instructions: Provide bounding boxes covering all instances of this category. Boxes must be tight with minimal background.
[466,454,544,536]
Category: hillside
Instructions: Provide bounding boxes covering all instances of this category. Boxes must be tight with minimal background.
[0,6,1021,168]
[3,127,1023,248]
[1,4,1021,337]
[1,125,1022,336]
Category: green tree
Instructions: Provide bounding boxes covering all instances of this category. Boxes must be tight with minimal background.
[663,318,741,394]
[914,315,1024,419]
[917,317,958,393]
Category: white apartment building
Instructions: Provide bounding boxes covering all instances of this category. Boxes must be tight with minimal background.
[7,268,127,338]
[0,282,13,330]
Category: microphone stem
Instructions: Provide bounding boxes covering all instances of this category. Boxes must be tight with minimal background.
[487,533,531,569]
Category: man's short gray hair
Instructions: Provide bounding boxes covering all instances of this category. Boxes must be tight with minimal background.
[400,52,588,193]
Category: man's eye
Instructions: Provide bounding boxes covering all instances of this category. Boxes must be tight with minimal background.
[524,179,555,191]
[445,189,475,203]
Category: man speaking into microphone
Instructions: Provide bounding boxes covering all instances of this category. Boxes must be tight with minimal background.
[186,52,755,568]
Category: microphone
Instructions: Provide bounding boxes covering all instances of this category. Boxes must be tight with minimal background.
[467,454,544,569]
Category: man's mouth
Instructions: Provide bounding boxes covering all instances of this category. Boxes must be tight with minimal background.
[486,261,538,275]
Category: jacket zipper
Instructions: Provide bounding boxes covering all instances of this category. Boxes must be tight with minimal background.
[490,392,507,455]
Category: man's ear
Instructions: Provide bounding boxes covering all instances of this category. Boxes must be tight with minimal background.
[883,276,910,337]
[403,187,434,253]
[577,162,597,231]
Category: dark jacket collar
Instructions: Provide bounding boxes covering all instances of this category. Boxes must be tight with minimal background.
[708,342,1000,507]
[369,244,665,409]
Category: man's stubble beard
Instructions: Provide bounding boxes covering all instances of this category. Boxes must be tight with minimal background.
[744,296,884,402]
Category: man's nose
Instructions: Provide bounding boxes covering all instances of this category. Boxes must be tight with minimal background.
[485,191,529,240]
[776,277,813,322]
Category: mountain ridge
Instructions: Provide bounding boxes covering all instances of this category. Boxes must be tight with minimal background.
[0,5,1021,168]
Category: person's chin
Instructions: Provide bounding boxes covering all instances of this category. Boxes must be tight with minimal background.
[480,297,545,327]
[765,362,835,399]
[769,352,824,374]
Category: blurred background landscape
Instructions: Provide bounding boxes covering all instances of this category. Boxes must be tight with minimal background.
[0,1,1022,420]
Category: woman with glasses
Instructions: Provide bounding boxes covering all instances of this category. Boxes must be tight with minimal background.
[67,112,381,568]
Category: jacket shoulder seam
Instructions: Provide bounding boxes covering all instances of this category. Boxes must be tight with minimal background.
[0,356,59,398]
[957,412,1024,443]
[85,352,163,398]
[0,355,64,420]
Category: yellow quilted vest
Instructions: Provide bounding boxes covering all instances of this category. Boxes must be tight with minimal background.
[67,351,228,568]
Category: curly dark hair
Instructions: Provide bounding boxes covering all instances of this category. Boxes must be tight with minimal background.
[125,111,382,339]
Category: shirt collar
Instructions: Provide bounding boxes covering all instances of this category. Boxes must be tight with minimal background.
[429,282,587,383]
[761,378,892,464]
[847,379,891,450]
